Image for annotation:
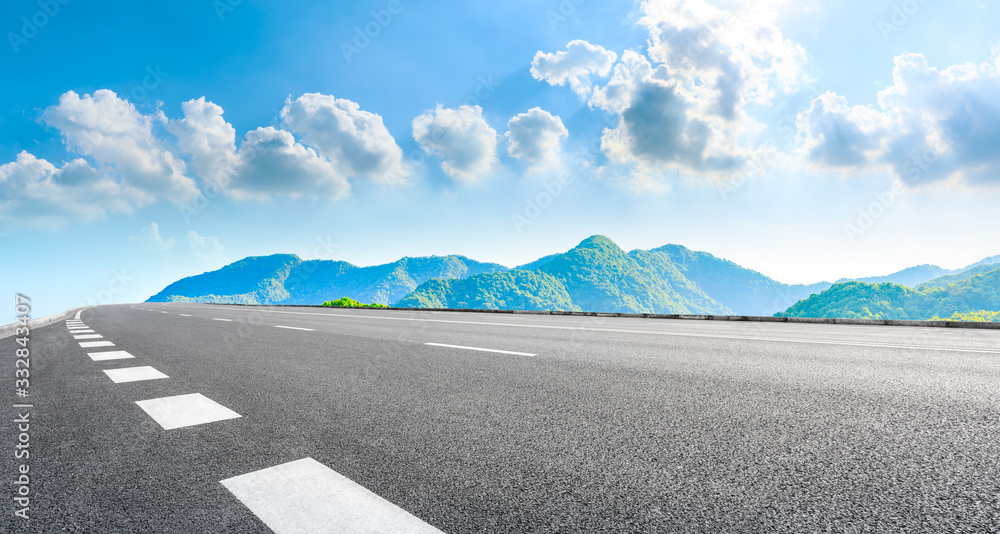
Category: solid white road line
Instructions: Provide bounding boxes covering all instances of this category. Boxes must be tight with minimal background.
[103,366,169,383]
[74,310,83,320]
[213,318,232,322]
[220,458,444,534]
[274,325,315,331]
[135,393,242,430]
[424,342,536,357]
[80,341,115,348]
[167,305,1000,355]
[88,350,135,362]
[74,334,103,340]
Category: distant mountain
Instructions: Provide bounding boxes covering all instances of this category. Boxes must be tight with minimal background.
[835,255,1000,288]
[148,236,998,320]
[776,266,1000,320]
[400,236,728,314]
[651,244,831,316]
[837,264,951,288]
[147,254,508,305]
[918,263,1000,290]
[396,270,579,311]
[400,236,837,315]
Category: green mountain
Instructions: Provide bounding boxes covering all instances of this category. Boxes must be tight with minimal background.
[776,266,1000,320]
[836,264,951,287]
[401,236,733,315]
[918,263,1000,290]
[147,254,508,305]
[395,270,578,311]
[148,235,998,319]
[651,244,831,316]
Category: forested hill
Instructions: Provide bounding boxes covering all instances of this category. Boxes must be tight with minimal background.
[776,266,1000,321]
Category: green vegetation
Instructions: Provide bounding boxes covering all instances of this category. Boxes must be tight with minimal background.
[321,297,387,308]
[930,310,1000,322]
[147,253,507,306]
[652,244,831,316]
[776,267,1000,320]
[400,236,731,315]
[147,235,1000,320]
[396,270,579,311]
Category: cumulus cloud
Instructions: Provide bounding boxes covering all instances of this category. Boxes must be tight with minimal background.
[531,40,618,98]
[796,51,1000,186]
[412,105,498,181]
[590,51,738,173]
[641,0,806,117]
[281,93,408,184]
[167,97,238,186]
[131,222,175,249]
[187,230,227,267]
[0,151,140,227]
[42,89,199,204]
[505,107,569,167]
[228,127,349,200]
[551,0,809,178]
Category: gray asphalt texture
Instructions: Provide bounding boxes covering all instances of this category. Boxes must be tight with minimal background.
[3,303,1000,533]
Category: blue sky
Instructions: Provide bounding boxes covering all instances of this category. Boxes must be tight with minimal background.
[3,0,1000,319]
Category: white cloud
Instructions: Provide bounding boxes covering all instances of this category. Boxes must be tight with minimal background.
[640,0,807,117]
[505,107,569,167]
[131,222,175,249]
[531,40,618,98]
[228,126,350,200]
[412,105,498,181]
[570,0,808,179]
[167,97,238,186]
[281,93,408,185]
[796,51,1000,186]
[187,230,227,267]
[0,151,140,228]
[42,90,199,204]
[590,51,741,173]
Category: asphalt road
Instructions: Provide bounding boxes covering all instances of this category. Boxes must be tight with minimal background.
[3,303,1000,533]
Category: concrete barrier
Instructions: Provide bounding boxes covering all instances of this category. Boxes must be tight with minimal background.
[195,303,1000,330]
[0,306,90,340]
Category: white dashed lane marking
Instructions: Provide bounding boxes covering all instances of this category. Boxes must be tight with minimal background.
[274,325,315,331]
[74,334,103,340]
[179,314,191,317]
[424,342,537,357]
[135,393,242,430]
[104,366,169,383]
[80,341,114,348]
[88,351,135,362]
[213,318,232,322]
[221,458,445,534]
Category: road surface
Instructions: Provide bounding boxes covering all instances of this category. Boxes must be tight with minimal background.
[3,303,1000,532]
